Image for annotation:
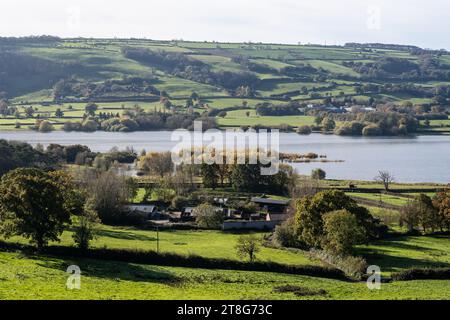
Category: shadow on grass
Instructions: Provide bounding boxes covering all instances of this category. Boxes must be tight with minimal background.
[369,240,438,253]
[361,251,450,272]
[357,237,450,273]
[36,256,182,285]
[95,229,157,242]
[68,226,157,242]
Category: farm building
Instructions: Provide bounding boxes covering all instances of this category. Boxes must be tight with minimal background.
[124,204,159,219]
[266,213,290,222]
[250,197,290,215]
[181,207,197,220]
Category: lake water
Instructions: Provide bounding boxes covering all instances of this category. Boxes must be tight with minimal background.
[0,131,449,183]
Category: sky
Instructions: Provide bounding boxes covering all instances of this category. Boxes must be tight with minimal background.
[0,0,449,50]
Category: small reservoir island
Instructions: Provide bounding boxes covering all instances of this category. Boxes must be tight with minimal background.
[0,1,449,304]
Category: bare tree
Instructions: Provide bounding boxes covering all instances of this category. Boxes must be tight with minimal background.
[74,168,136,224]
[375,171,395,191]
[290,174,321,199]
[138,152,174,178]
[168,166,196,196]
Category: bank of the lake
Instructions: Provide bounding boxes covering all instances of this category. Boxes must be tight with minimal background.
[0,131,449,183]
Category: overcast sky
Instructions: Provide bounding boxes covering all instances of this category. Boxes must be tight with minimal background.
[0,0,449,49]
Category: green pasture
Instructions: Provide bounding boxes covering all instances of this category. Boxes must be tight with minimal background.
[217,109,315,127]
[1,232,449,299]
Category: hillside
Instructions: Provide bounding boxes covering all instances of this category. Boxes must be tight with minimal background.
[0,37,449,133]
[1,37,449,103]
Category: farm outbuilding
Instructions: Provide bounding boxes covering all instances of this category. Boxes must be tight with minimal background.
[250,197,290,215]
[124,204,159,219]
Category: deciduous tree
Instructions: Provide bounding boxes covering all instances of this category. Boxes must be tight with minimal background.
[235,235,260,262]
[138,152,174,178]
[322,210,367,255]
[375,171,395,191]
[0,168,82,250]
[194,203,223,229]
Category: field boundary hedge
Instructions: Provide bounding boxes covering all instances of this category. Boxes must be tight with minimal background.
[392,268,450,281]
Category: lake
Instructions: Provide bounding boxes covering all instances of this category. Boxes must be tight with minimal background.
[1,131,449,183]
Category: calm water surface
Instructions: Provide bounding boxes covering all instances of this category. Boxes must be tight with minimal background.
[0,131,449,183]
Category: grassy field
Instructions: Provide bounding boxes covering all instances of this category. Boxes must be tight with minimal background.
[421,119,450,127]
[1,217,450,300]
[217,109,315,127]
[358,235,450,275]
[347,192,409,206]
[324,180,443,190]
[365,206,401,227]
[257,81,329,97]
[1,236,449,300]
[300,60,360,77]
[7,226,312,266]
[1,249,449,300]
[4,223,450,275]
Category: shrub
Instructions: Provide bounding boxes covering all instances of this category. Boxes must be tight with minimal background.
[63,121,82,132]
[171,196,190,210]
[297,125,312,135]
[273,285,327,297]
[38,120,54,132]
[334,121,365,136]
[72,198,100,250]
[81,119,98,132]
[273,218,301,248]
[304,152,319,159]
[277,123,293,132]
[311,168,326,180]
[195,203,224,229]
[308,249,368,279]
[362,124,382,136]
[321,117,336,132]
[392,268,450,281]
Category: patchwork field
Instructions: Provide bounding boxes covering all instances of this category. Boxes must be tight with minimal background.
[217,109,315,127]
[1,38,449,132]
[348,193,409,206]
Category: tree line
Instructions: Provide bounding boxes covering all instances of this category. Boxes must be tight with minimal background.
[121,47,260,94]
[138,151,294,195]
[345,56,450,82]
[53,77,160,101]
[63,107,217,133]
